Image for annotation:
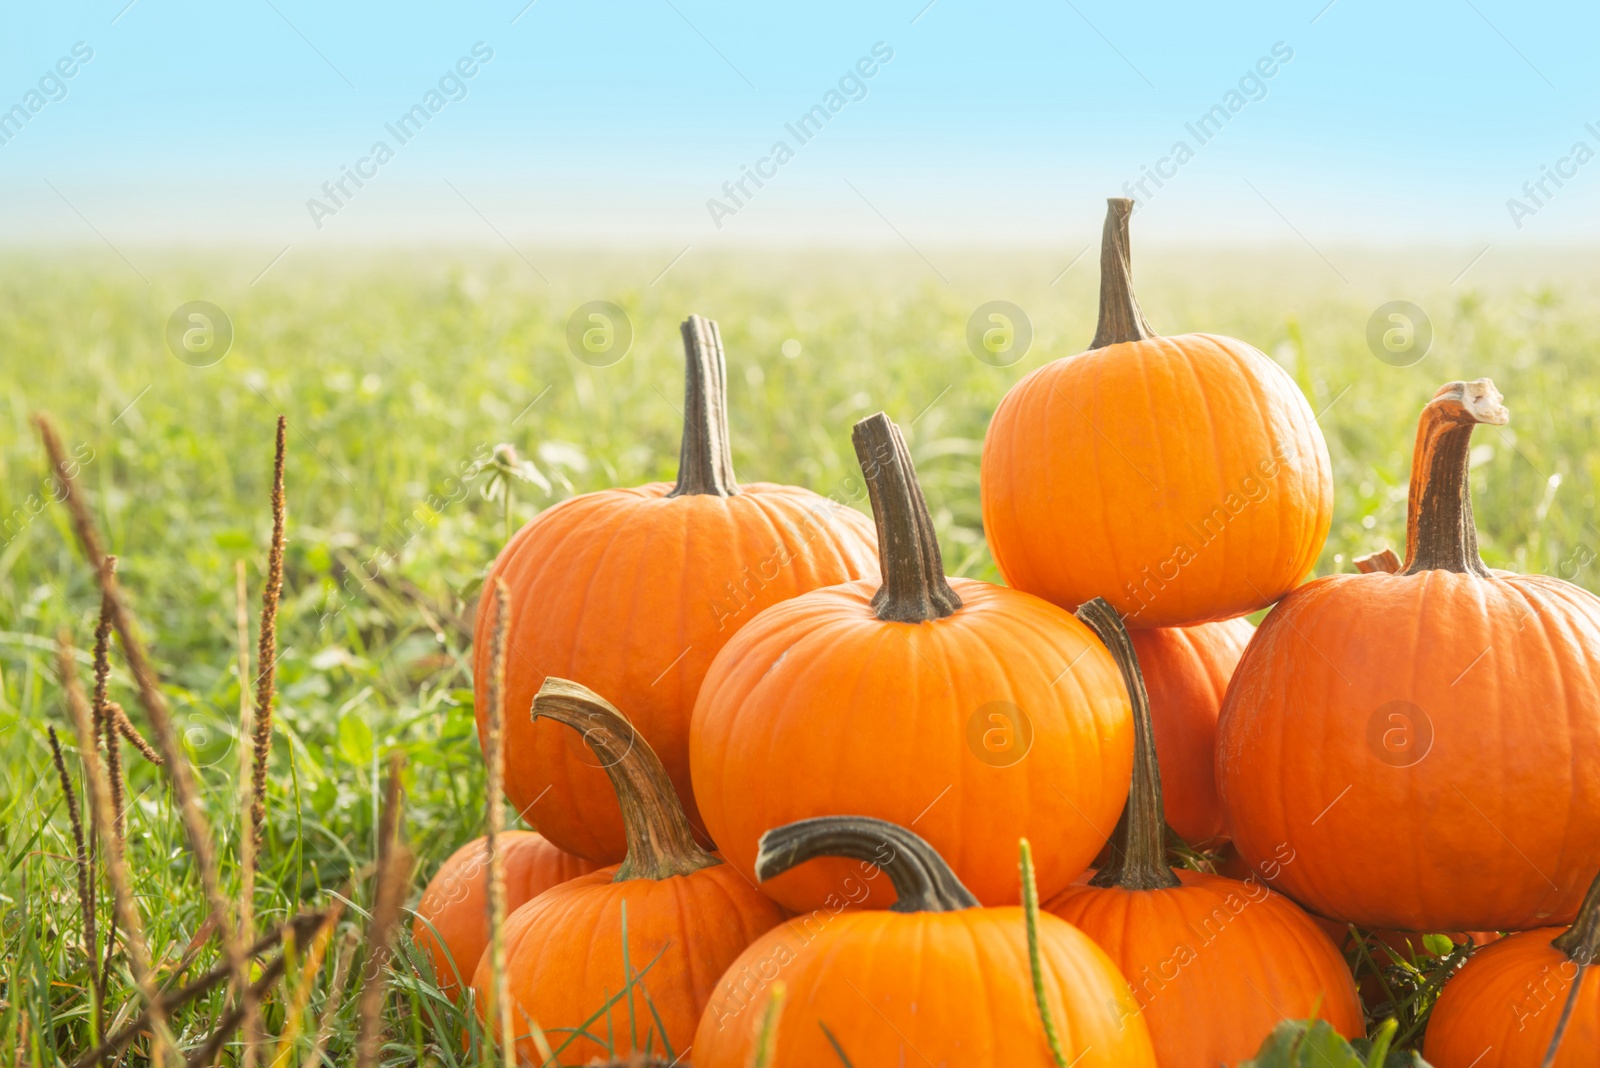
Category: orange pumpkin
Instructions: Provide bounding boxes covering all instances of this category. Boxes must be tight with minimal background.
[473,678,784,1063]
[475,315,878,862]
[1129,616,1253,845]
[690,413,1133,910]
[980,198,1332,629]
[1424,868,1600,1067]
[692,815,1157,1067]
[1046,599,1361,1067]
[412,831,598,997]
[1218,379,1600,931]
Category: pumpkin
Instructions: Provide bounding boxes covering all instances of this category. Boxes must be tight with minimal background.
[1217,378,1600,930]
[690,413,1134,910]
[1047,599,1362,1067]
[1129,616,1253,845]
[979,197,1332,629]
[1424,867,1600,1067]
[473,678,785,1063]
[691,815,1158,1067]
[475,315,879,862]
[412,831,598,997]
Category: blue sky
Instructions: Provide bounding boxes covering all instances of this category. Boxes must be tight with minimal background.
[2,0,1598,245]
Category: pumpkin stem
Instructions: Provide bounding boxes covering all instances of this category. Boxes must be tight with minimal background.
[667,314,740,498]
[1354,548,1401,574]
[531,677,720,881]
[852,413,962,623]
[1075,597,1181,891]
[1400,379,1508,577]
[1552,866,1600,965]
[755,815,979,914]
[1089,197,1158,350]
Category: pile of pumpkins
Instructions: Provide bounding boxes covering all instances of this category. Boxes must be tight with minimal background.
[412,200,1600,1067]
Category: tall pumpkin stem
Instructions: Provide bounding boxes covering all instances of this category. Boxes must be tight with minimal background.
[755,815,979,914]
[532,678,719,881]
[1553,867,1600,964]
[852,413,962,623]
[1089,197,1158,350]
[1401,379,1508,577]
[1075,597,1181,891]
[668,314,740,498]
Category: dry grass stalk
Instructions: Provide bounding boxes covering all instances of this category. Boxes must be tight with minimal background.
[56,634,173,1067]
[483,579,515,1067]
[251,416,288,855]
[110,704,162,765]
[71,910,334,1068]
[96,560,129,845]
[47,725,99,1034]
[355,753,413,1068]
[265,902,345,1068]
[34,414,252,1010]
[234,559,260,1068]
[299,929,358,1068]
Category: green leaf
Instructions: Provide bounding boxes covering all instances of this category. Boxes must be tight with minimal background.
[337,714,374,765]
[1422,933,1455,957]
[1239,1020,1435,1067]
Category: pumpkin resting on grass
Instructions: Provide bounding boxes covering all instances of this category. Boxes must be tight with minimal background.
[1424,866,1600,1067]
[690,413,1133,910]
[1129,616,1253,845]
[691,815,1157,1067]
[1046,599,1362,1067]
[475,314,878,863]
[412,831,598,998]
[980,197,1332,628]
[472,678,784,1064]
[1218,379,1600,931]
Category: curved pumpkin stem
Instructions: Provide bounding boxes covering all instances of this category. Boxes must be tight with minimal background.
[1400,379,1508,577]
[532,678,719,881]
[755,815,979,914]
[1354,548,1401,574]
[1075,597,1181,891]
[1553,867,1600,964]
[667,314,740,498]
[1089,197,1158,350]
[852,413,961,623]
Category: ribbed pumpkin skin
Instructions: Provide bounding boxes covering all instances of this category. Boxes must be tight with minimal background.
[980,334,1332,629]
[1046,870,1362,1067]
[472,861,785,1064]
[690,577,1134,910]
[411,831,598,997]
[692,908,1156,1067]
[1217,570,1600,931]
[475,483,878,863]
[1424,930,1600,1067]
[1129,617,1253,845]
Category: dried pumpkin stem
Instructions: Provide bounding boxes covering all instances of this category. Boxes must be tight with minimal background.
[1076,597,1181,891]
[1089,197,1157,350]
[852,413,961,624]
[1401,379,1508,577]
[1552,867,1600,964]
[755,815,978,914]
[668,314,739,498]
[533,678,719,881]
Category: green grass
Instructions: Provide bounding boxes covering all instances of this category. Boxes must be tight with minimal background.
[3,245,1600,1064]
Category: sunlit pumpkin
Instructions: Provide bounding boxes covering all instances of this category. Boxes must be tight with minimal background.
[1218,379,1600,931]
[475,315,878,862]
[1424,868,1600,1067]
[692,815,1157,1067]
[1046,599,1361,1067]
[412,831,597,997]
[473,679,784,1063]
[1129,616,1253,845]
[980,197,1332,628]
[691,413,1133,910]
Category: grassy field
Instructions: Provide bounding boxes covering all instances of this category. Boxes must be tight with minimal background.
[4,245,1600,1063]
